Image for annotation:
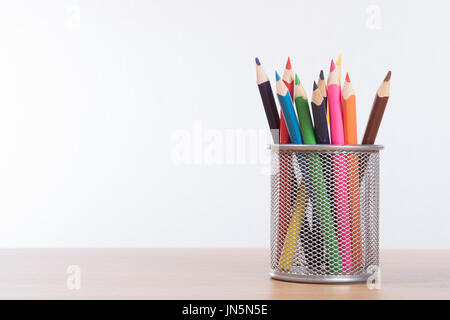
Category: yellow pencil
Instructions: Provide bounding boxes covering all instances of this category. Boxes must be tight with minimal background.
[278,157,308,271]
[336,55,342,82]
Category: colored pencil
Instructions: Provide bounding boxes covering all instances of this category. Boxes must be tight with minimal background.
[280,58,294,144]
[279,157,308,271]
[312,82,339,271]
[276,72,303,144]
[342,73,357,145]
[282,58,296,223]
[275,69,301,264]
[317,70,330,130]
[301,81,341,272]
[278,71,312,270]
[329,55,341,125]
[293,74,323,270]
[328,59,353,271]
[255,58,280,143]
[311,81,330,144]
[327,60,345,145]
[309,82,342,272]
[318,70,328,111]
[320,70,330,127]
[359,71,391,190]
[342,73,362,270]
[336,55,342,82]
[362,71,391,144]
[294,74,316,144]
[277,155,292,264]
[282,57,295,99]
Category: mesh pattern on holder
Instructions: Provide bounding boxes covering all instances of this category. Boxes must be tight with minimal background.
[270,146,380,282]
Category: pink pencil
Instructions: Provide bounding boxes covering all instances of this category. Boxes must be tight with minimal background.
[328,60,345,145]
[327,59,353,271]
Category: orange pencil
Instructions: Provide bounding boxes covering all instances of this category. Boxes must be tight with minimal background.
[342,73,357,144]
[342,73,362,270]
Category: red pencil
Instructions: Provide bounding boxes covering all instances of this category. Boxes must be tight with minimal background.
[280,57,294,144]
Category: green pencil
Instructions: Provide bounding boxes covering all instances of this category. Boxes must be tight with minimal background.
[293,76,342,272]
[309,82,342,273]
[294,74,316,144]
[308,152,342,272]
[294,74,319,269]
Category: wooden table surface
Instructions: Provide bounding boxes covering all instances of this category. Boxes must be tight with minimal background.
[0,249,449,299]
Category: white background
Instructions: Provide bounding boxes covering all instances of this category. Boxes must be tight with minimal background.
[0,0,448,248]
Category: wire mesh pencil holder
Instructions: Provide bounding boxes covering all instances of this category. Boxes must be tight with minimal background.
[269,144,383,283]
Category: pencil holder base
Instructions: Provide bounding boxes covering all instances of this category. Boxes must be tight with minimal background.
[270,271,370,284]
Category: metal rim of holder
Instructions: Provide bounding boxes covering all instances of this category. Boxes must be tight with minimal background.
[269,144,384,152]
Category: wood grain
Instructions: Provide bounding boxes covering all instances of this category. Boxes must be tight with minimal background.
[0,249,449,299]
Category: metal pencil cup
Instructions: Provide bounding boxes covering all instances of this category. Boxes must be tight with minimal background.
[269,144,383,283]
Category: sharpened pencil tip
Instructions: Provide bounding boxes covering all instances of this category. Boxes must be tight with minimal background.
[319,70,325,80]
[345,72,350,82]
[275,71,281,81]
[313,81,318,91]
[384,71,392,81]
[336,55,342,66]
[295,73,300,85]
[286,57,292,70]
[330,59,335,72]
[255,57,261,66]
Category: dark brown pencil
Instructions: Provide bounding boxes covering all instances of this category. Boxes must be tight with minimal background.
[318,70,329,125]
[360,71,391,187]
[318,70,328,106]
[362,71,391,144]
[256,57,280,143]
[311,81,330,144]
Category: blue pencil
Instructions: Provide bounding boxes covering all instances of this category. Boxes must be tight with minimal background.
[276,71,307,270]
[275,71,303,144]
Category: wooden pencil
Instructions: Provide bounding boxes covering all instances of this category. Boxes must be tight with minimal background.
[318,69,330,127]
[277,155,292,265]
[327,60,345,145]
[342,73,357,145]
[280,57,294,144]
[299,81,340,272]
[317,71,334,251]
[311,81,341,271]
[275,70,302,264]
[342,73,362,270]
[276,71,302,144]
[328,59,352,271]
[336,55,342,82]
[278,158,308,271]
[282,57,295,100]
[311,81,330,144]
[293,74,326,270]
[294,73,315,144]
[359,71,391,194]
[362,71,391,144]
[318,70,328,110]
[282,58,296,237]
[255,58,280,143]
